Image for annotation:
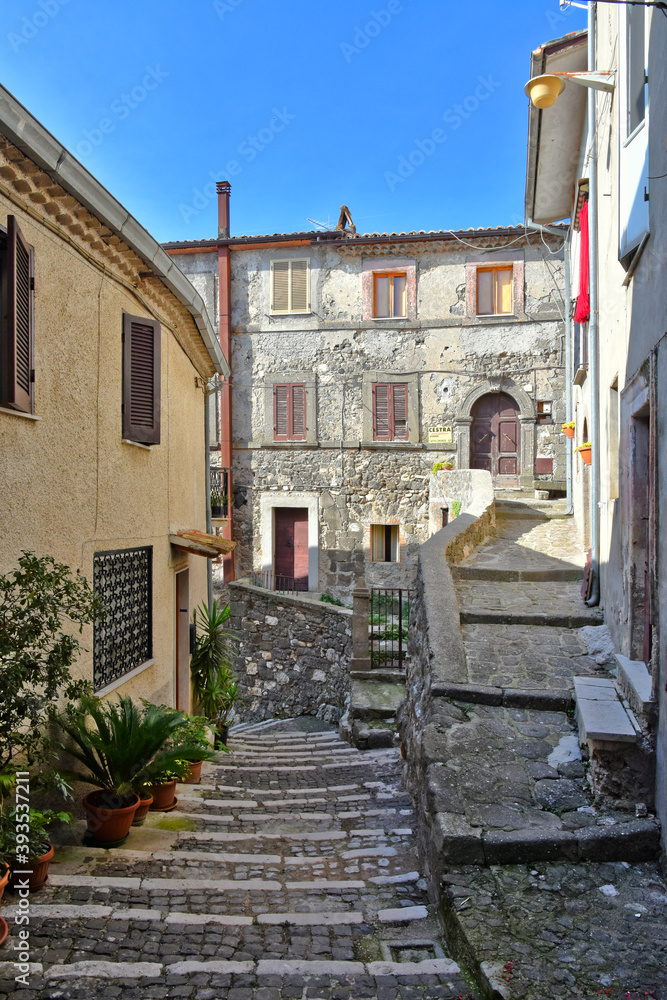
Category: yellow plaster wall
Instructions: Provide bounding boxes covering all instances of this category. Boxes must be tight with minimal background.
[0,197,208,709]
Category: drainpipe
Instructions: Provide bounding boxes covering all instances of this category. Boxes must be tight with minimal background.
[217,181,235,582]
[586,2,601,607]
[525,220,573,514]
[205,390,213,612]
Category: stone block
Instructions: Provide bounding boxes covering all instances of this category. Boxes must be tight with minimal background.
[483,827,579,864]
[432,812,485,865]
[615,655,654,715]
[575,698,636,743]
[576,819,660,862]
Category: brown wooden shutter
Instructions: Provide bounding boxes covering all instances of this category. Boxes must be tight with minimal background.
[274,384,290,440]
[373,383,391,440]
[392,383,409,440]
[122,313,161,444]
[3,216,33,412]
[291,384,306,440]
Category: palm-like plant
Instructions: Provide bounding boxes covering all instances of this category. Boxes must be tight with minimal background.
[52,696,213,798]
[190,601,239,733]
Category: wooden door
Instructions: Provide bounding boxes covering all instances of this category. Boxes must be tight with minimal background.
[274,508,309,591]
[471,392,521,480]
[175,569,190,711]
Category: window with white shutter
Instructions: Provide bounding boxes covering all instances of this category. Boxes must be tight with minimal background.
[270,259,310,313]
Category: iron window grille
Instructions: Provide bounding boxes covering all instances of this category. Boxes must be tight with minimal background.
[93,546,153,690]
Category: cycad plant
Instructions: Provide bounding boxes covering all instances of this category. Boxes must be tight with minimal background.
[190,601,239,737]
[51,696,213,804]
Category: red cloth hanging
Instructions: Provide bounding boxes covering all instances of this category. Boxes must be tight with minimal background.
[574,198,590,324]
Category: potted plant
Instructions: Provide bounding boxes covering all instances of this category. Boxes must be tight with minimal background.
[131,789,154,826]
[432,461,454,474]
[1,807,70,892]
[190,601,239,747]
[561,421,575,439]
[575,441,592,465]
[174,716,213,784]
[148,762,192,812]
[51,696,209,845]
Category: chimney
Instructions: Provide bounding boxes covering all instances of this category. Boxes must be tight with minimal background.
[217,181,231,238]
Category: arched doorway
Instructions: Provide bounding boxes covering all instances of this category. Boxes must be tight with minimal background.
[471,392,521,480]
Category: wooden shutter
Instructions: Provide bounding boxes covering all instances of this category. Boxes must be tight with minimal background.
[3,216,33,412]
[290,259,309,312]
[373,383,391,440]
[291,384,306,440]
[122,313,161,444]
[274,384,290,440]
[271,260,290,312]
[392,383,409,440]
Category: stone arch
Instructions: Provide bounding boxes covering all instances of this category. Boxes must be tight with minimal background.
[454,377,536,489]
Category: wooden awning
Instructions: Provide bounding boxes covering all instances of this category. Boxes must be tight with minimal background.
[169,529,236,558]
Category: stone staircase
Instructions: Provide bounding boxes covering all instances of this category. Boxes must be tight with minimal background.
[0,721,469,1000]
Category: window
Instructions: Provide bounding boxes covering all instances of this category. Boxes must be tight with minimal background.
[270,259,310,313]
[477,267,513,315]
[627,3,646,136]
[93,546,153,691]
[609,381,619,500]
[273,383,306,441]
[1,216,34,413]
[373,382,409,441]
[370,524,399,562]
[536,401,553,424]
[374,273,407,318]
[122,313,161,445]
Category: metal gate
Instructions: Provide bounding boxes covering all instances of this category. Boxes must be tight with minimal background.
[369,588,412,670]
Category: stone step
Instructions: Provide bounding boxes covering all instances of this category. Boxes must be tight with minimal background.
[452,565,582,582]
[460,608,604,628]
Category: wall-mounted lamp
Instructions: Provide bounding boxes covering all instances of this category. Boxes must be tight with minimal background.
[524,71,616,109]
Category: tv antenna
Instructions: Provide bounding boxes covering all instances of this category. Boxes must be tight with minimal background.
[307,215,332,231]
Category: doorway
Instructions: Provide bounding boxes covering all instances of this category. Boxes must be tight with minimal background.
[471,392,521,481]
[175,569,190,711]
[274,507,309,590]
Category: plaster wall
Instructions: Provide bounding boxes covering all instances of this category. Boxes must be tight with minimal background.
[0,191,209,709]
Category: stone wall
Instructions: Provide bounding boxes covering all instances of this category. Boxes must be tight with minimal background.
[228,581,352,723]
[400,471,495,879]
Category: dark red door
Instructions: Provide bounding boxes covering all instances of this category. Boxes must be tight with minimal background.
[274,508,309,591]
[471,392,521,480]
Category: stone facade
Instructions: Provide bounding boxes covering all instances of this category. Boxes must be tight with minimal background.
[228,582,352,722]
[166,223,566,600]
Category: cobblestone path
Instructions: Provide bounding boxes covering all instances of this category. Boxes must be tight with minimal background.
[434,499,667,999]
[0,721,473,1000]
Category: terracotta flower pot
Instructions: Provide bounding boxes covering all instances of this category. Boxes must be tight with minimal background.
[563,426,575,439]
[0,864,9,905]
[9,844,54,893]
[131,793,154,826]
[0,916,7,948]
[149,780,177,811]
[183,761,203,785]
[578,446,592,466]
[83,790,139,845]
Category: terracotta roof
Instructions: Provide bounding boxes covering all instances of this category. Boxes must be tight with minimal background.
[162,224,563,251]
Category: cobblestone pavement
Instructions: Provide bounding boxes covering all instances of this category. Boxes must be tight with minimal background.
[437,499,666,999]
[0,721,475,1000]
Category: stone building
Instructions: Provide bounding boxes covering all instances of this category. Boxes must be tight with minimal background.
[165,190,566,599]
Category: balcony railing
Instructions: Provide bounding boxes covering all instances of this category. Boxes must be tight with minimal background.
[249,570,308,593]
[210,467,231,518]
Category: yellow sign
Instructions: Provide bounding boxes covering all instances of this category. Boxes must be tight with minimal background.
[429,425,453,444]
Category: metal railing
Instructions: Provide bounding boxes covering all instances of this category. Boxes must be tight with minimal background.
[249,570,308,593]
[369,588,412,670]
[210,467,231,518]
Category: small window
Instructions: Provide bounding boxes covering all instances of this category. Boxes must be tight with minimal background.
[373,382,409,441]
[93,546,153,691]
[536,401,553,424]
[1,216,34,413]
[271,259,310,313]
[374,273,407,318]
[122,313,161,445]
[273,383,306,441]
[627,3,646,136]
[370,524,399,562]
[477,266,513,315]
[441,507,449,528]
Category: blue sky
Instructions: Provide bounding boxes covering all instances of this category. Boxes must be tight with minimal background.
[1,0,586,242]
